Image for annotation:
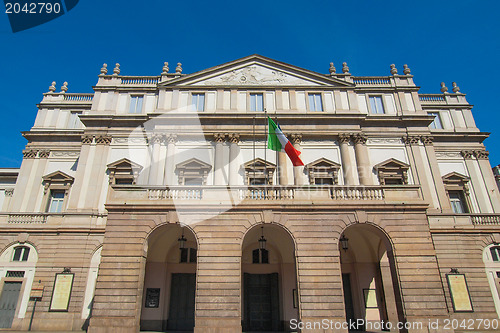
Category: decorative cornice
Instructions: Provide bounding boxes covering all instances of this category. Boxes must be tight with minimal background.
[420,136,434,146]
[402,135,420,145]
[368,138,403,145]
[95,135,112,145]
[52,151,80,157]
[213,133,226,144]
[435,152,462,158]
[291,134,302,145]
[23,149,38,159]
[228,133,240,144]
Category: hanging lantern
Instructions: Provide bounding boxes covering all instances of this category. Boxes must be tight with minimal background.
[258,226,267,250]
[339,234,349,251]
[178,232,187,249]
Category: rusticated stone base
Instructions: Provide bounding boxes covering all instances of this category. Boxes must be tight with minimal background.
[87,317,138,333]
[194,318,242,333]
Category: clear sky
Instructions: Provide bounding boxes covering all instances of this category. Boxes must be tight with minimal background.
[0,0,499,168]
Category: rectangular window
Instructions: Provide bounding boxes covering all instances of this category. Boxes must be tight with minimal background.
[250,93,264,111]
[129,96,144,114]
[308,93,323,111]
[369,96,385,114]
[48,190,65,213]
[429,112,443,129]
[449,191,467,214]
[191,93,205,111]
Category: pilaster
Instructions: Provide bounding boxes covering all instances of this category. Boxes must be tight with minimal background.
[291,134,304,185]
[228,134,240,186]
[338,134,356,185]
[213,133,227,185]
[164,134,178,186]
[353,134,372,185]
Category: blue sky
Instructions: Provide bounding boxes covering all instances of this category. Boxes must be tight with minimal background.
[0,0,499,167]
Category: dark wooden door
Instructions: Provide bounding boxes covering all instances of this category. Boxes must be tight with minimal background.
[244,273,280,331]
[0,282,22,328]
[342,273,358,331]
[168,273,196,331]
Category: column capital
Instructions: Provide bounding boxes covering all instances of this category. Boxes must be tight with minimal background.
[474,149,489,159]
[95,135,112,145]
[420,135,434,146]
[338,133,351,144]
[22,149,38,159]
[38,150,50,158]
[5,188,14,197]
[81,134,94,144]
[166,134,178,144]
[150,134,165,145]
[228,133,240,144]
[353,133,367,145]
[291,134,302,144]
[213,133,226,143]
[402,135,420,145]
[460,150,474,159]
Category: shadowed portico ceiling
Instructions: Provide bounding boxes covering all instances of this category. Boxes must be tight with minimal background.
[158,54,354,87]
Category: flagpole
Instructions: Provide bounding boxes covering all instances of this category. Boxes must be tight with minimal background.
[264,108,267,186]
[253,116,256,185]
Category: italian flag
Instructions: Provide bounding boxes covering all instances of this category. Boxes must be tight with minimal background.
[267,117,304,166]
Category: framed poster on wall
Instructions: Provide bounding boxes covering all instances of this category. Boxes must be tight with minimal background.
[49,273,74,312]
[447,273,473,312]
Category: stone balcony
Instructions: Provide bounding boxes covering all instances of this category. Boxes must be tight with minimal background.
[107,184,424,209]
[0,212,106,229]
[428,213,500,230]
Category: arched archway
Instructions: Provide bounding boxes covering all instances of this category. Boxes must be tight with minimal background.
[241,223,298,332]
[339,224,405,332]
[483,243,500,318]
[0,242,38,329]
[140,224,198,332]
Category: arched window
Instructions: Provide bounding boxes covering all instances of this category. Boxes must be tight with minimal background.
[252,249,269,264]
[12,246,30,261]
[483,244,500,317]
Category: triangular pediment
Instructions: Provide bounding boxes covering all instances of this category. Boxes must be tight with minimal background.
[160,55,354,88]
[244,158,276,169]
[442,172,469,183]
[42,170,74,183]
[107,158,143,171]
[176,158,212,171]
[306,158,341,170]
[374,158,410,170]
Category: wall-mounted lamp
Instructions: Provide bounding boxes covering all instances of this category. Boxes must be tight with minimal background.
[339,234,349,251]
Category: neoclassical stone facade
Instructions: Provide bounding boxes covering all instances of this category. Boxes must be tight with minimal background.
[1,55,500,332]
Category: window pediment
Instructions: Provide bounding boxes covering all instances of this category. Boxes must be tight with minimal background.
[175,158,212,185]
[305,158,341,185]
[374,158,409,185]
[244,158,276,185]
[107,158,143,185]
[42,171,74,192]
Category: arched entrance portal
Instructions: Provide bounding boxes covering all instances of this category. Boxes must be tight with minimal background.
[340,224,405,332]
[140,224,197,332]
[242,224,299,332]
